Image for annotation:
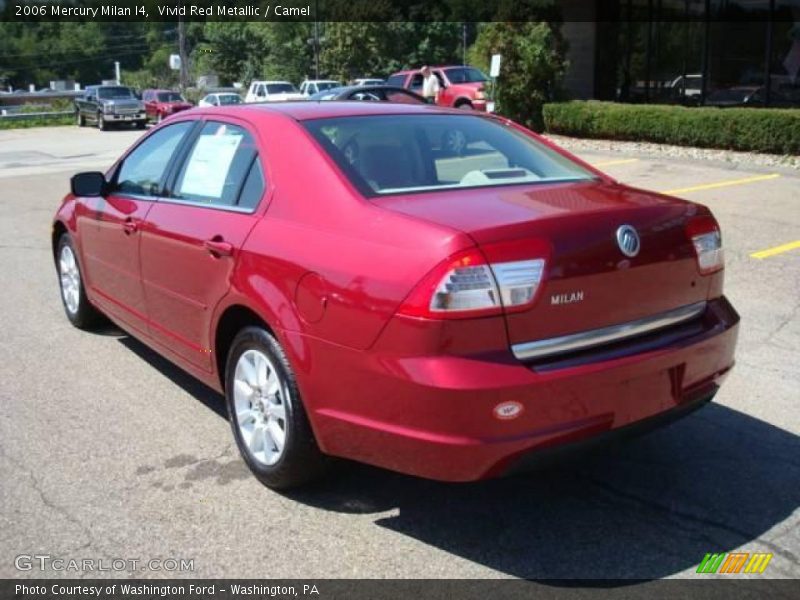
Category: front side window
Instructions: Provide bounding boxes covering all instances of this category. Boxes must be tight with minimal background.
[115,122,194,196]
[172,122,260,208]
[304,115,595,196]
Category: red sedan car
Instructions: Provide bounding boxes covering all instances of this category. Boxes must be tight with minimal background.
[53,103,738,489]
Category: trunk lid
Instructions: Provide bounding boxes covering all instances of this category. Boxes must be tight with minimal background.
[375,180,711,345]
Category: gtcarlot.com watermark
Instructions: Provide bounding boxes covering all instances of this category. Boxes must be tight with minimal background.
[15,554,194,573]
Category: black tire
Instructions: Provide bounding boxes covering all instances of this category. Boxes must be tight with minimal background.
[225,326,329,489]
[97,113,106,131]
[76,111,84,127]
[56,233,103,329]
[456,101,474,110]
[135,120,146,130]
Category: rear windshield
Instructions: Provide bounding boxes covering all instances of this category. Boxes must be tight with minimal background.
[303,114,595,196]
[218,94,242,105]
[316,82,339,91]
[267,83,298,94]
[157,92,184,102]
[97,87,135,99]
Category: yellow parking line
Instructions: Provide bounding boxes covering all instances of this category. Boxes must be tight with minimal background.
[592,158,640,168]
[660,173,780,195]
[751,240,800,260]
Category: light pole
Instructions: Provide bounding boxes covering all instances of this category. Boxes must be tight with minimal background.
[462,22,467,66]
[313,0,321,79]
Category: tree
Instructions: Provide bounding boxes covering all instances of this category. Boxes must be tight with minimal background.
[468,22,568,131]
[319,22,463,83]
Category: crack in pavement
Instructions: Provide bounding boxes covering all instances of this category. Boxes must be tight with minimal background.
[0,443,95,552]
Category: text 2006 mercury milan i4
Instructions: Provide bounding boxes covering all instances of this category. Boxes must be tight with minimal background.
[53,102,739,489]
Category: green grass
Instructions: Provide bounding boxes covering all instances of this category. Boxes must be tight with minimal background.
[0,114,73,130]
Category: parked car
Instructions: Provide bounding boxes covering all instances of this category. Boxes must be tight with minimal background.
[351,78,385,87]
[198,92,243,107]
[299,80,341,96]
[308,85,425,104]
[74,85,146,130]
[705,85,792,108]
[245,81,305,103]
[307,85,469,155]
[664,74,703,104]
[142,89,193,123]
[387,65,490,111]
[54,103,738,489]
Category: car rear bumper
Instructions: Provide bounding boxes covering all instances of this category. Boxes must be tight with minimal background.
[303,296,739,481]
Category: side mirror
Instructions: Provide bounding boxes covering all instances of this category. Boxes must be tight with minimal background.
[71,172,107,197]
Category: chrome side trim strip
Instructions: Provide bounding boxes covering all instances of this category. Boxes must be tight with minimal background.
[511,301,707,361]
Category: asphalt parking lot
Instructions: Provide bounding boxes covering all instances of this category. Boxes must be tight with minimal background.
[0,125,798,581]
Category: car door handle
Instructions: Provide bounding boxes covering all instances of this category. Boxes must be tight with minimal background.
[123,218,138,235]
[204,238,233,258]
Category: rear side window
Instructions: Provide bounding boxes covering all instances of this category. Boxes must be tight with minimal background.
[237,159,265,210]
[172,122,260,208]
[115,122,193,196]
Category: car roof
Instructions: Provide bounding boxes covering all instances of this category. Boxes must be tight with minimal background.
[251,80,293,85]
[207,101,474,121]
[391,65,469,75]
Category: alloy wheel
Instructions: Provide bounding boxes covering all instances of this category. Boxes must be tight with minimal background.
[233,349,288,466]
[59,244,80,315]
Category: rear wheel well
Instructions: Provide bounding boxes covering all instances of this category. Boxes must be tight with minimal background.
[454,98,473,108]
[214,305,272,389]
[52,221,67,262]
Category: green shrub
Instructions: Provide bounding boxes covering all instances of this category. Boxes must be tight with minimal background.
[543,101,800,155]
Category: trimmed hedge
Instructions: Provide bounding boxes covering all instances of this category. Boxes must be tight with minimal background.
[542,101,800,155]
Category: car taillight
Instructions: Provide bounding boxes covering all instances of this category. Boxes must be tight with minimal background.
[475,89,486,100]
[398,240,548,319]
[686,216,724,275]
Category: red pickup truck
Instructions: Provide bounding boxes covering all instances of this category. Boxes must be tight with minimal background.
[142,89,193,123]
[386,66,490,111]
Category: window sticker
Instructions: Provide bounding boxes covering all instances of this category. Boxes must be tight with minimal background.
[180,133,243,199]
